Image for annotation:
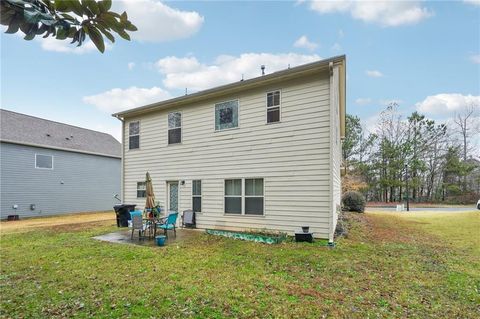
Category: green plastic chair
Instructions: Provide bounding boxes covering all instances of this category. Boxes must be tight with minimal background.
[156,212,178,238]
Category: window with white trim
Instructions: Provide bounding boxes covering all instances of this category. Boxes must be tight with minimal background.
[129,121,140,150]
[245,178,264,215]
[137,182,146,198]
[266,90,280,123]
[224,178,264,215]
[215,100,238,131]
[35,154,53,169]
[192,180,201,212]
[168,112,181,144]
[224,179,242,214]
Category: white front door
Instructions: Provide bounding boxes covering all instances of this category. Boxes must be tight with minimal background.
[167,181,179,213]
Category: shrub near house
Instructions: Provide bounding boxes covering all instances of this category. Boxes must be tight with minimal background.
[342,191,366,213]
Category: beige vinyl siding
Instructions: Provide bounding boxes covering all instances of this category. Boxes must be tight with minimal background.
[122,73,336,238]
[329,65,342,241]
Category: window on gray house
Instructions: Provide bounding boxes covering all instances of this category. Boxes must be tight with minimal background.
[215,100,238,131]
[129,121,140,150]
[35,154,53,169]
[245,178,264,215]
[266,91,280,123]
[225,179,241,214]
[168,112,182,144]
[192,180,201,212]
[137,182,146,198]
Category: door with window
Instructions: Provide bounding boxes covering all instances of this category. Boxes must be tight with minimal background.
[167,182,179,213]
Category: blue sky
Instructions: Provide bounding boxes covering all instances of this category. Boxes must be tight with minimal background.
[1,0,479,142]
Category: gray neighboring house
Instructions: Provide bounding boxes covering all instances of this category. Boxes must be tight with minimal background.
[0,109,121,219]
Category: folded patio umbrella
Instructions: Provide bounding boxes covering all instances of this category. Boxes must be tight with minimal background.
[145,172,155,210]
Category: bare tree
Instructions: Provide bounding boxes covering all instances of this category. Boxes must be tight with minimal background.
[453,104,480,191]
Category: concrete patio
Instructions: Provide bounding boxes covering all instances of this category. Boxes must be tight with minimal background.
[93,228,202,247]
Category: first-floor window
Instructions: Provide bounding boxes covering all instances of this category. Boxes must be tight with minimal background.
[225,179,242,214]
[192,180,202,212]
[224,178,264,215]
[35,154,53,169]
[137,182,146,198]
[245,178,264,215]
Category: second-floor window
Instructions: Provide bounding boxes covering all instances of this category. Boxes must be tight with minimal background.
[129,121,140,150]
[168,112,182,144]
[215,100,238,131]
[35,154,53,169]
[266,90,280,123]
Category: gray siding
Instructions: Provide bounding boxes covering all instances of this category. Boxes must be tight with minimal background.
[0,142,120,218]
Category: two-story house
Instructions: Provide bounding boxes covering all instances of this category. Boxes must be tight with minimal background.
[0,109,121,219]
[113,55,346,241]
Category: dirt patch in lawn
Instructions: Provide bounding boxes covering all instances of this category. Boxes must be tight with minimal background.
[0,211,115,234]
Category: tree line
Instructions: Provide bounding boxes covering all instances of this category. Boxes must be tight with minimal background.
[343,103,480,204]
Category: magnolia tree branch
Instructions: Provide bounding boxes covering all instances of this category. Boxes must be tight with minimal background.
[1,0,137,53]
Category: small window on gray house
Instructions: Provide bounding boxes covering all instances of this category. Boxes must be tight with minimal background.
[266,91,280,123]
[215,100,238,131]
[225,179,241,214]
[245,178,264,215]
[35,154,53,169]
[137,182,146,198]
[192,180,201,212]
[129,121,140,150]
[168,112,182,144]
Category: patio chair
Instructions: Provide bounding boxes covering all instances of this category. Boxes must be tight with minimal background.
[156,212,178,238]
[130,210,146,240]
[182,209,195,228]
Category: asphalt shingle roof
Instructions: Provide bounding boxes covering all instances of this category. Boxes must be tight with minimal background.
[0,109,121,158]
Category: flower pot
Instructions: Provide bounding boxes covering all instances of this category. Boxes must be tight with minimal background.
[301,226,310,233]
[155,235,166,246]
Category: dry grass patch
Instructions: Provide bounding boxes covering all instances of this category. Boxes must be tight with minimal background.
[0,211,115,234]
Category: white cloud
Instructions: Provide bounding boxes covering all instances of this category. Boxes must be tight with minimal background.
[38,37,113,54]
[415,93,480,116]
[366,70,383,78]
[293,35,318,51]
[83,86,171,113]
[307,1,432,27]
[114,0,204,42]
[338,29,345,38]
[355,98,372,105]
[128,62,136,70]
[469,54,480,64]
[154,53,321,91]
[464,0,480,6]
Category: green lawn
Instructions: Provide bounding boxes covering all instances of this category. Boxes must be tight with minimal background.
[1,211,479,318]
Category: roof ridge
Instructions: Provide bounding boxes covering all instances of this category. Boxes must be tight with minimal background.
[0,108,115,139]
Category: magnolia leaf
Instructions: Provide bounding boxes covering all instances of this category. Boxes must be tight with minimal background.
[5,16,20,34]
[87,26,105,53]
[85,0,100,15]
[117,29,130,41]
[102,0,112,11]
[23,25,38,40]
